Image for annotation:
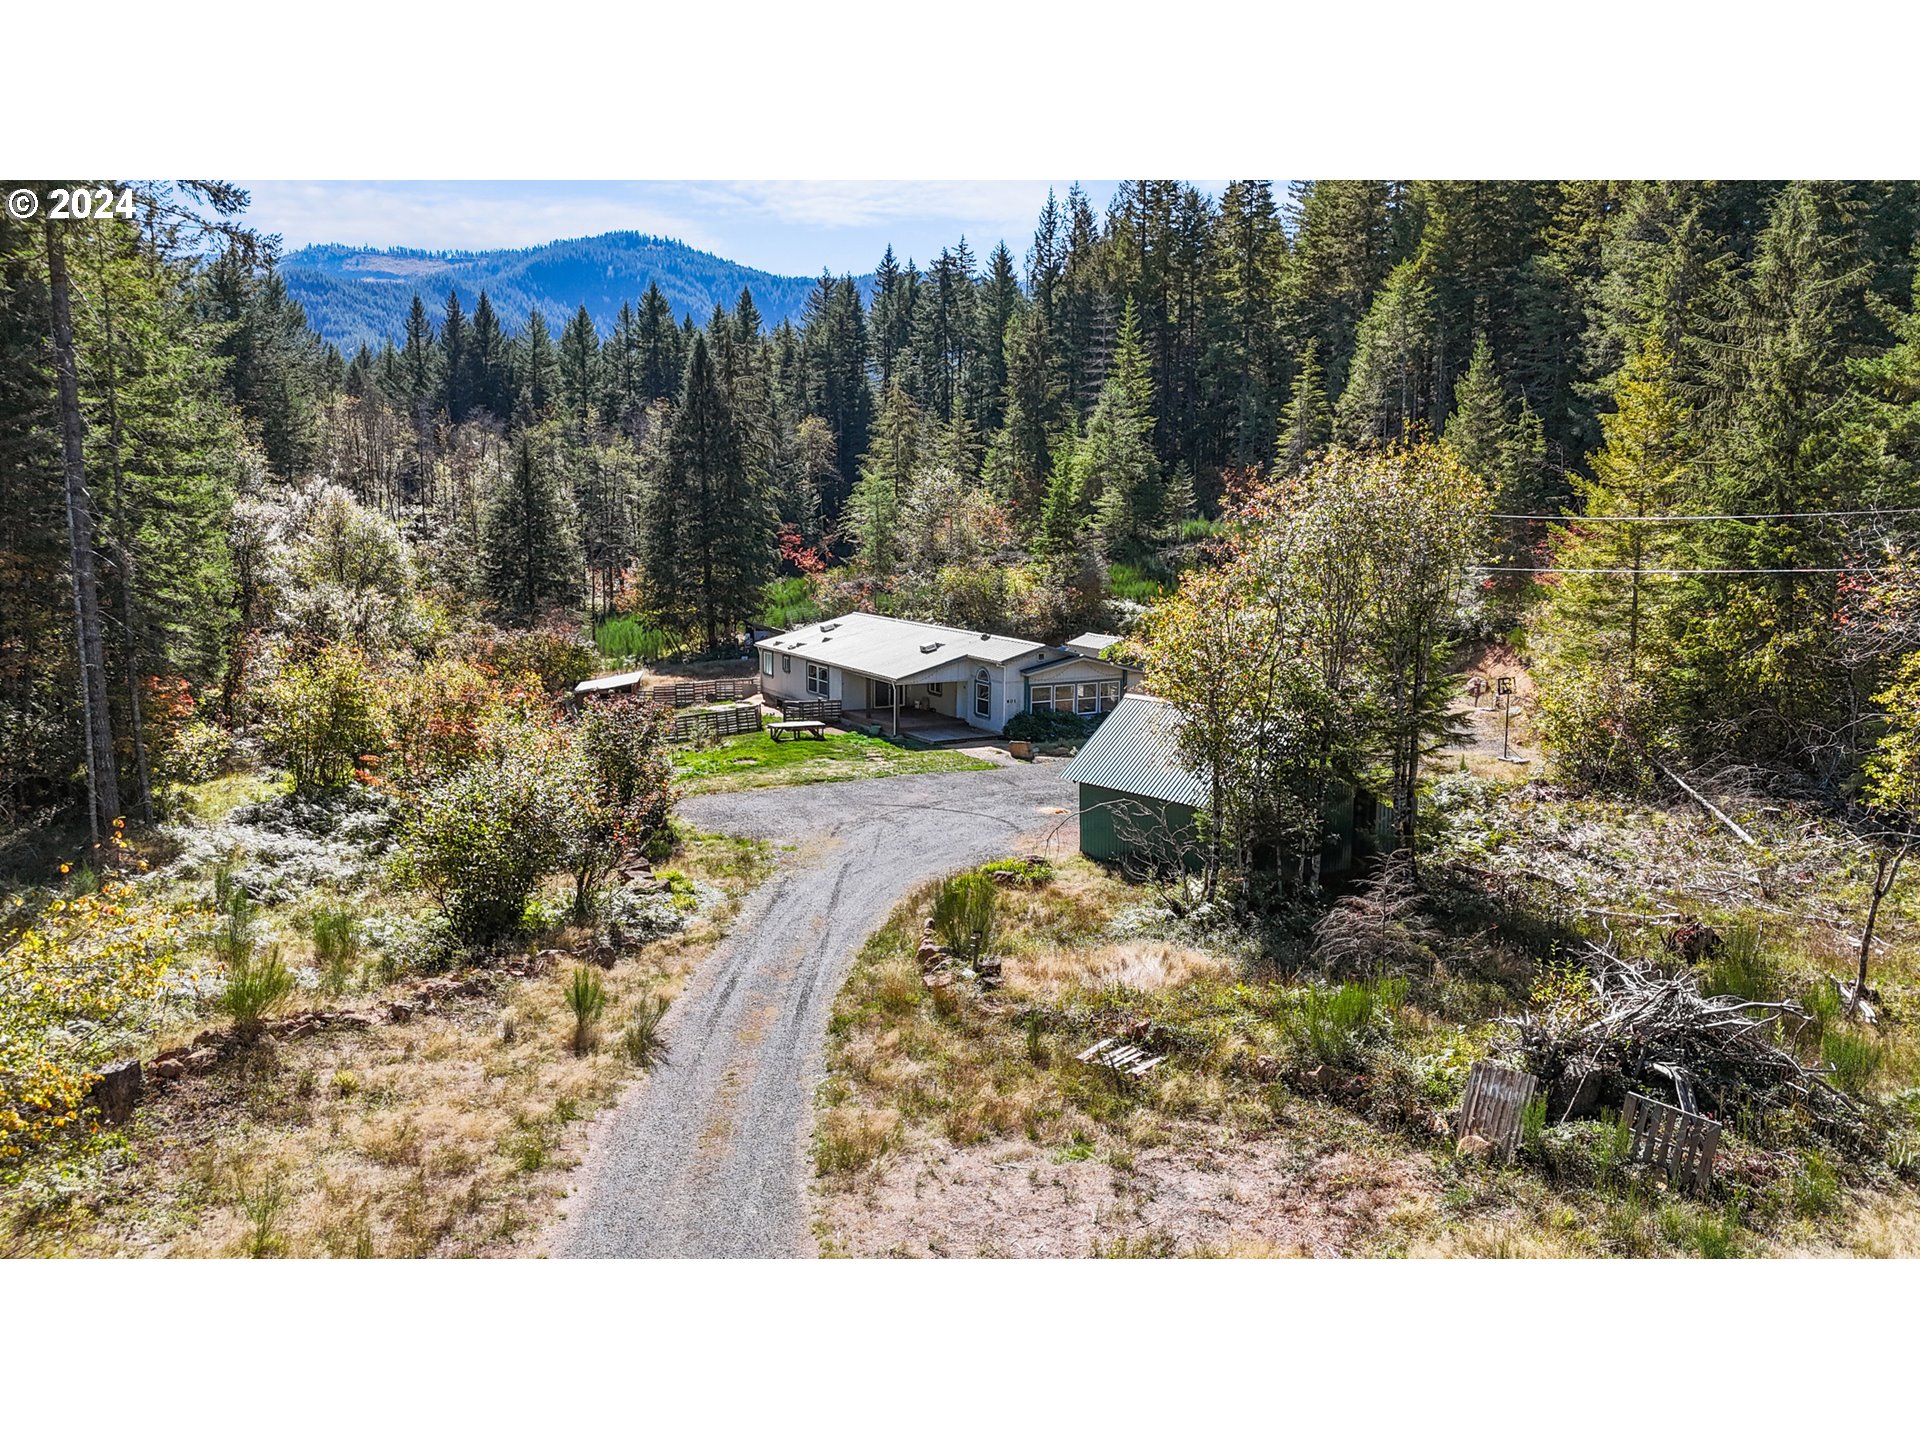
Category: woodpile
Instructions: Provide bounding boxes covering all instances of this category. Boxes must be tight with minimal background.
[1502,941,1850,1127]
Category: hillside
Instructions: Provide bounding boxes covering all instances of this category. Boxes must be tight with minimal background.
[282,231,868,351]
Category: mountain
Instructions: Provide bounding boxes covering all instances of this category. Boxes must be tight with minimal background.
[280,232,868,353]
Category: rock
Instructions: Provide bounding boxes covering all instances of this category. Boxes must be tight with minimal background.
[86,1059,143,1122]
[150,1058,187,1082]
[388,1000,416,1023]
[1457,1134,1496,1163]
[184,1048,220,1073]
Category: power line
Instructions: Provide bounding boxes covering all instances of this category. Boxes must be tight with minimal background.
[1489,508,1920,523]
[1479,565,1876,576]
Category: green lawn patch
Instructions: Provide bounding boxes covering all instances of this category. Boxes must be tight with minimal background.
[673,729,992,796]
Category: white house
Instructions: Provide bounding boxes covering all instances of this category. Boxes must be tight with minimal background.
[755,612,1137,737]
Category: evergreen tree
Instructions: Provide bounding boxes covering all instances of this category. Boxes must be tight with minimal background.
[1084,301,1161,553]
[481,427,581,617]
[439,289,470,421]
[847,381,920,573]
[1276,340,1333,474]
[515,307,559,423]
[464,291,512,421]
[558,304,600,425]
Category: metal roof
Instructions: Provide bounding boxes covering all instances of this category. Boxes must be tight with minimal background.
[1065,631,1125,655]
[756,612,1047,681]
[573,669,648,694]
[1059,694,1208,809]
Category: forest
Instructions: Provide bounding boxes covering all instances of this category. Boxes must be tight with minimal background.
[7,179,1920,840]
[6,179,1920,1256]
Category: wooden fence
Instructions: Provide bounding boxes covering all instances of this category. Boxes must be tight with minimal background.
[650,678,749,708]
[1456,1060,1538,1161]
[773,698,842,723]
[668,704,763,743]
[1620,1091,1721,1195]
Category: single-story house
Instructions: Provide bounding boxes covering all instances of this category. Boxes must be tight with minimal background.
[754,612,1137,738]
[1060,692,1394,876]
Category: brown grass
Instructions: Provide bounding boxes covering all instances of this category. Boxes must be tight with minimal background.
[2,833,768,1258]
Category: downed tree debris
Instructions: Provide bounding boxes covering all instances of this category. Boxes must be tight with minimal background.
[1501,942,1852,1129]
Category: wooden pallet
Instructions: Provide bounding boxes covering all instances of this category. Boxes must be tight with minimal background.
[1076,1036,1166,1078]
[1456,1060,1538,1161]
[777,698,843,723]
[1621,1091,1721,1195]
[668,703,763,742]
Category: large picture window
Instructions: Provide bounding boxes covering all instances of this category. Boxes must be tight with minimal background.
[806,662,829,697]
[1030,679,1121,716]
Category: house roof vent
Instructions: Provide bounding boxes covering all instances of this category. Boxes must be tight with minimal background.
[821,621,840,631]
[920,641,942,653]
[980,633,991,640]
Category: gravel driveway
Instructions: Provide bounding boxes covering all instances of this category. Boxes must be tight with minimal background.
[549,756,1076,1258]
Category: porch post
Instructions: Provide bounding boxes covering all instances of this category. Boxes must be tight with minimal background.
[892,687,899,738]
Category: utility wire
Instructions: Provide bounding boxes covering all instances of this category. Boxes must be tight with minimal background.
[1496,514,1912,523]
[1478,565,1876,575]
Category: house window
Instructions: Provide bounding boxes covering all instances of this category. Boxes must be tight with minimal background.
[1075,682,1100,715]
[927,682,943,697]
[873,680,896,709]
[806,662,829,697]
[1099,680,1120,710]
[782,655,791,674]
[762,651,774,677]
[973,669,992,719]
[1029,684,1059,712]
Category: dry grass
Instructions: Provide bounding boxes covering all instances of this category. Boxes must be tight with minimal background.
[2,832,769,1258]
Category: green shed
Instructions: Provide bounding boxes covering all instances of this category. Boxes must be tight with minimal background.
[1060,695,1208,866]
[1059,693,1391,877]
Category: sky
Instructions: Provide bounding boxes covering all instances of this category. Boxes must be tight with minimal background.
[236,180,1225,275]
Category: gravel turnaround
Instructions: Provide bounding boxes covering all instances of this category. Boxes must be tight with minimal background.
[550,757,1075,1258]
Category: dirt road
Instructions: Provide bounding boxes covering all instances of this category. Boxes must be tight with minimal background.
[549,757,1075,1258]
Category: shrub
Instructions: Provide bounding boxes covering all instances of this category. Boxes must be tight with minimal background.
[1823,1028,1884,1094]
[1792,1150,1840,1218]
[311,906,361,995]
[394,745,568,944]
[219,946,297,1036]
[593,615,684,665]
[1700,918,1777,1003]
[932,871,999,963]
[616,994,670,1069]
[1288,979,1402,1069]
[487,622,599,692]
[1004,708,1097,745]
[565,966,608,1056]
[259,644,389,793]
[978,856,1054,887]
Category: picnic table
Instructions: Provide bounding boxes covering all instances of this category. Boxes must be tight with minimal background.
[767,719,828,743]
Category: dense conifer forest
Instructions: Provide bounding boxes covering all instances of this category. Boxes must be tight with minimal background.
[5,178,1920,849]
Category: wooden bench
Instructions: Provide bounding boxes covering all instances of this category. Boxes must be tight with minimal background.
[767,719,827,743]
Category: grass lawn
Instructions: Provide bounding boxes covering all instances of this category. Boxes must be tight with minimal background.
[673,729,994,796]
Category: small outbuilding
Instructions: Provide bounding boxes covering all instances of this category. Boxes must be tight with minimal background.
[1059,692,1393,877]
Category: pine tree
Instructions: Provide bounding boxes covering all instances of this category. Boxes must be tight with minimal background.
[439,290,470,421]
[1084,300,1161,554]
[481,427,581,617]
[400,293,438,416]
[515,307,559,423]
[847,381,920,573]
[651,334,773,651]
[1336,260,1437,445]
[558,304,600,425]
[1276,340,1333,473]
[464,292,512,421]
[992,302,1064,524]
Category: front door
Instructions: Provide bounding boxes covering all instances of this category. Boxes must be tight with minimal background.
[872,679,895,709]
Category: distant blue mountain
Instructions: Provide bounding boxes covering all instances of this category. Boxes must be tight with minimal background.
[281,232,869,352]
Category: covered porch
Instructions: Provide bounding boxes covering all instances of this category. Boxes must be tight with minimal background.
[841,666,988,741]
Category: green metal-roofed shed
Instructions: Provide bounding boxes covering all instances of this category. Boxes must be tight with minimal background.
[1060,694,1207,865]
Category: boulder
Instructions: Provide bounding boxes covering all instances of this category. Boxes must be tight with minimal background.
[150,1058,187,1082]
[184,1048,220,1073]
[86,1059,143,1122]
[1457,1134,1496,1163]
